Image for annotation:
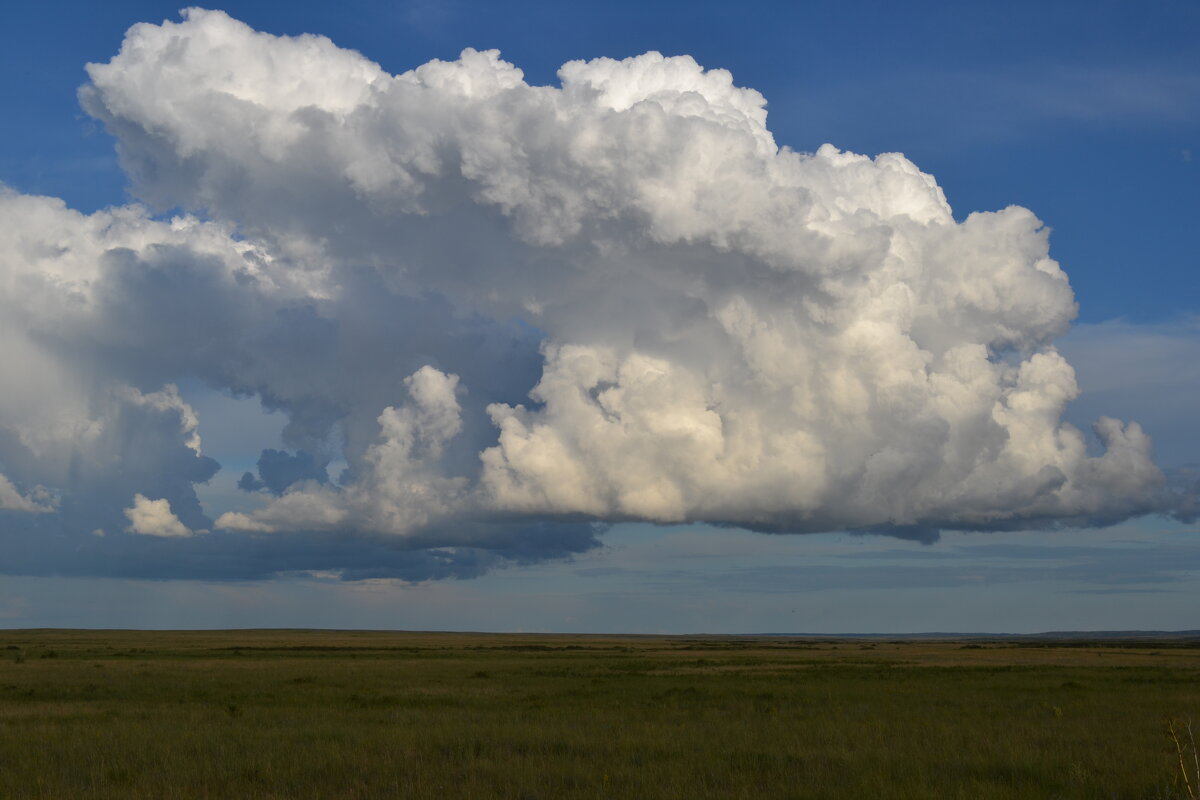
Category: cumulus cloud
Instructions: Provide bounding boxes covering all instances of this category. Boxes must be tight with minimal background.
[124,494,194,537]
[0,9,1192,581]
[0,474,55,513]
[216,364,474,536]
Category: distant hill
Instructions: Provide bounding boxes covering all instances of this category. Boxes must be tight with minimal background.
[749,630,1200,640]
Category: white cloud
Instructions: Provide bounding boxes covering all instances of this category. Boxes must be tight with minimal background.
[124,494,194,537]
[0,9,1189,573]
[0,474,55,513]
[217,365,468,534]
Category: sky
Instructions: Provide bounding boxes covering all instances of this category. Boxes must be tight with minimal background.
[0,0,1197,633]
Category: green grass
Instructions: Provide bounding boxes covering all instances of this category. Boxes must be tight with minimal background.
[0,630,1197,798]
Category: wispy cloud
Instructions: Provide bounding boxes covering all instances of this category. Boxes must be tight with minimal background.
[786,63,1200,152]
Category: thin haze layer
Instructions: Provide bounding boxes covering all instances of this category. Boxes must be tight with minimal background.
[0,9,1187,580]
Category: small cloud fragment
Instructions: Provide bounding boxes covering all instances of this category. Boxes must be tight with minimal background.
[0,474,56,514]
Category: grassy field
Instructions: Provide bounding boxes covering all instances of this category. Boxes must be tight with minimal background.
[1,630,1198,798]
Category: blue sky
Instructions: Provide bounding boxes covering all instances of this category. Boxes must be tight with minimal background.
[0,0,1196,632]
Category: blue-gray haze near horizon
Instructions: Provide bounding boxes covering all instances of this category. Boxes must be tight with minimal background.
[0,8,1196,586]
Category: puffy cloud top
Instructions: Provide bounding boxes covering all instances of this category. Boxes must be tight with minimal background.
[125,494,194,537]
[0,9,1188,581]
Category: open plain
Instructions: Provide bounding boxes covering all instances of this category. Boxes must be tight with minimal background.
[0,629,1198,798]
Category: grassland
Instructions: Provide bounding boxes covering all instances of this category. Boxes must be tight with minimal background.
[1,629,1198,798]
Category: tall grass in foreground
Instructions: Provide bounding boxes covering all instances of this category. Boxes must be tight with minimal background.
[1166,716,1200,799]
[0,630,1197,798]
